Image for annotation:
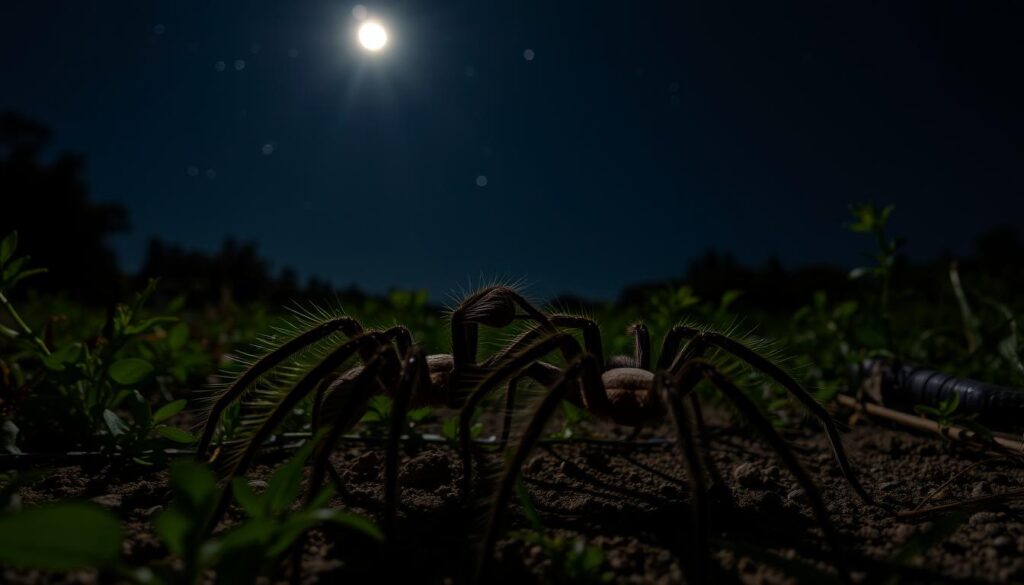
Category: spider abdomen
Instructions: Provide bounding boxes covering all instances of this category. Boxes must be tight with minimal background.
[599,368,664,425]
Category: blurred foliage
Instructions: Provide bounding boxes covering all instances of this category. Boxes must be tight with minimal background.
[0,440,380,583]
[0,232,207,457]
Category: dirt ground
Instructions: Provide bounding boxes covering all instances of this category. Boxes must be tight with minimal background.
[7,406,1024,584]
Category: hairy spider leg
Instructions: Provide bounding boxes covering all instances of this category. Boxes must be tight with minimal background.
[310,325,411,428]
[655,372,711,585]
[500,362,561,450]
[664,326,880,509]
[306,351,392,510]
[478,360,712,584]
[382,346,431,537]
[674,360,854,585]
[195,316,369,461]
[206,332,392,534]
[474,354,602,583]
[458,332,588,498]
[292,351,392,576]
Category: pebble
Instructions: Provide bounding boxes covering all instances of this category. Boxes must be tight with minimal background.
[970,511,1002,526]
[970,481,989,498]
[732,463,761,488]
[993,536,1014,552]
[90,494,122,509]
[247,479,268,491]
[525,456,545,475]
[892,524,915,541]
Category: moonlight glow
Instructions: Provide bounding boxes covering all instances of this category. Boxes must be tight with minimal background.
[358,21,388,51]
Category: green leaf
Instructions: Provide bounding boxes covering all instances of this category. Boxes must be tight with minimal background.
[155,426,195,444]
[8,267,46,287]
[42,342,83,371]
[2,256,28,282]
[153,399,187,423]
[264,432,325,516]
[153,507,190,556]
[203,518,274,563]
[168,461,218,514]
[0,503,123,569]
[103,410,130,437]
[124,317,178,337]
[168,322,189,350]
[301,508,383,541]
[407,406,434,424]
[719,289,743,311]
[109,358,153,385]
[0,232,16,265]
[441,417,458,442]
[231,478,265,517]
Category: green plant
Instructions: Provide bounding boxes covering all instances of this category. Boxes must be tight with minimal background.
[0,441,380,583]
[0,502,123,572]
[913,393,993,441]
[104,395,194,466]
[550,400,591,440]
[512,479,612,584]
[441,409,481,444]
[156,434,381,583]
[0,231,49,355]
[0,231,204,455]
[847,203,904,355]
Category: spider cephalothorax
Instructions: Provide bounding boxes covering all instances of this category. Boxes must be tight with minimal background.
[460,317,881,584]
[194,284,558,534]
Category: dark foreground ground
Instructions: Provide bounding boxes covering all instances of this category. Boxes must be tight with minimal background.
[7,407,1024,584]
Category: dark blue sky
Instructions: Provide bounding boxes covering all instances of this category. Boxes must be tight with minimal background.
[3,1,1022,299]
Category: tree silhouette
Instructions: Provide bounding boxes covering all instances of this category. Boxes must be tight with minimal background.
[0,112,128,302]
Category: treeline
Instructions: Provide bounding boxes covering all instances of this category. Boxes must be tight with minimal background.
[3,111,1022,312]
[1,112,357,306]
[618,227,1024,313]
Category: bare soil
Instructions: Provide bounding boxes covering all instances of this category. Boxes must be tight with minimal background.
[7,407,1024,584]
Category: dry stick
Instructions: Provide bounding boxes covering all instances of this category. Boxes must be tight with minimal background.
[898,488,1024,519]
[911,457,1002,512]
[834,394,1024,452]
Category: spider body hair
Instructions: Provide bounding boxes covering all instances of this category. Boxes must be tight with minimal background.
[193,284,563,541]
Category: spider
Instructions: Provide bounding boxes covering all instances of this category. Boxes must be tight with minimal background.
[194,284,558,534]
[458,318,881,584]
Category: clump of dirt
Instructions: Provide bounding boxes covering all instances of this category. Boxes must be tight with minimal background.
[6,408,1024,584]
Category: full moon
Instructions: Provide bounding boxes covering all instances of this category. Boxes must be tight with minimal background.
[358,21,388,51]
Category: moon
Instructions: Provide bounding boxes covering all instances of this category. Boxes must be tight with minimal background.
[358,21,388,51]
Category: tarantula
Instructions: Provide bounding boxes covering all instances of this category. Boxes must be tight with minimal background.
[194,285,557,533]
[459,318,880,583]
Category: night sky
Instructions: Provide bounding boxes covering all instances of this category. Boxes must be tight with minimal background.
[3,1,1022,299]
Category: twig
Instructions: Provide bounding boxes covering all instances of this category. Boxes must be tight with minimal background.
[911,457,1002,512]
[835,394,1024,452]
[898,488,1024,519]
